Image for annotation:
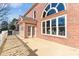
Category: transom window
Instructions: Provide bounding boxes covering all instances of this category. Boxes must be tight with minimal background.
[41,15,67,37]
[43,3,65,18]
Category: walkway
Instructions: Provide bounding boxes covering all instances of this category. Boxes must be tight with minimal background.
[0,35,37,56]
[1,35,79,56]
[18,35,79,56]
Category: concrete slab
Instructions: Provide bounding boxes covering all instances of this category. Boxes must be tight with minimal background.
[17,35,79,56]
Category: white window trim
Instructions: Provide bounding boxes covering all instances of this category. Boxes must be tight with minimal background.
[56,3,59,8]
[46,7,58,16]
[41,3,66,18]
[41,14,67,38]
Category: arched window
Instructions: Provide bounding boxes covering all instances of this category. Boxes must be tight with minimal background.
[43,3,65,18]
[41,3,67,38]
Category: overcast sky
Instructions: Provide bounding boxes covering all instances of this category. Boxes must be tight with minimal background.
[8,3,33,22]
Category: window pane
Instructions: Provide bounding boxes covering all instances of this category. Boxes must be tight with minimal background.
[43,28,45,33]
[45,4,50,11]
[46,20,50,34]
[42,22,45,27]
[58,27,65,36]
[32,26,35,36]
[52,19,56,26]
[52,27,56,35]
[51,3,57,7]
[47,20,50,27]
[43,11,46,17]
[58,16,65,36]
[28,26,31,36]
[51,19,56,35]
[42,22,45,34]
[47,28,50,34]
[57,3,65,12]
[47,9,56,16]
[58,16,65,26]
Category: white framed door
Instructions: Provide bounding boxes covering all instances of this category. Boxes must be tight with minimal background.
[28,26,36,38]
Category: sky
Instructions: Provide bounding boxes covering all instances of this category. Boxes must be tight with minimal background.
[8,3,33,22]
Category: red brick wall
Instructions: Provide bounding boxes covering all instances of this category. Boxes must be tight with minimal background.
[26,3,46,37]
[66,4,79,48]
[26,3,79,48]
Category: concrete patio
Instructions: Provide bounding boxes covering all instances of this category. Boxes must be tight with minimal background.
[1,35,79,56]
[17,35,79,56]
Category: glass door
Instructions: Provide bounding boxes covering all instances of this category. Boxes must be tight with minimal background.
[28,26,32,37]
[28,26,36,38]
[32,26,35,37]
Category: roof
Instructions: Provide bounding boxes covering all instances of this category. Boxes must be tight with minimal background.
[24,3,38,17]
[18,16,37,25]
[22,16,35,20]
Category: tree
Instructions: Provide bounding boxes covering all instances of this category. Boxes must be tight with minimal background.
[0,4,10,31]
[0,3,9,21]
[9,18,18,30]
[10,25,16,30]
[10,18,18,25]
[1,21,8,31]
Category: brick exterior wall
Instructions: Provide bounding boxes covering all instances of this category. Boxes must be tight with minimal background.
[19,3,79,48]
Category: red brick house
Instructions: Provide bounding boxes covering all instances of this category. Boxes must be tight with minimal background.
[17,3,79,48]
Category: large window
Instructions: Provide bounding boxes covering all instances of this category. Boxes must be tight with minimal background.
[41,15,67,37]
[41,3,66,38]
[42,3,65,18]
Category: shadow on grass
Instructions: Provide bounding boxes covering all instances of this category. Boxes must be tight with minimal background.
[16,35,38,56]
